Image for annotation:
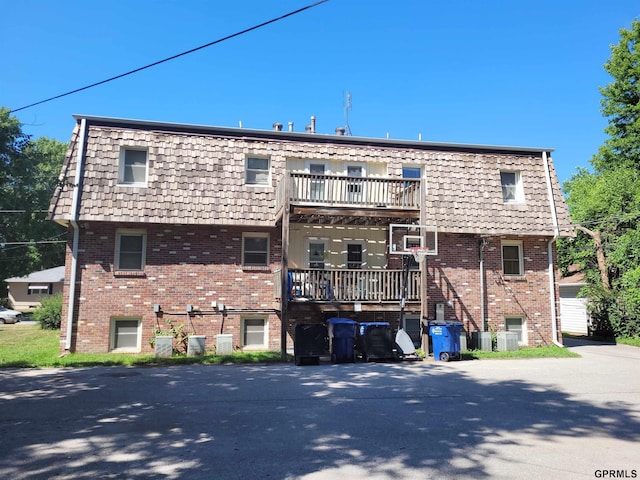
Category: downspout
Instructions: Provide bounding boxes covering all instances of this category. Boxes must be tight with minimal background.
[479,238,487,332]
[542,151,563,347]
[64,118,87,350]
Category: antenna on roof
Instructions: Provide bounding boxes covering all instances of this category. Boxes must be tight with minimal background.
[344,91,352,136]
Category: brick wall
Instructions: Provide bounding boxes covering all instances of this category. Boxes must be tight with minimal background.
[59,224,561,353]
[60,222,283,354]
[425,233,559,347]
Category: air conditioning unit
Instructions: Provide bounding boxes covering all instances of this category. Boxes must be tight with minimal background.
[216,334,233,355]
[472,332,492,352]
[187,335,206,356]
[154,336,173,357]
[459,330,468,352]
[497,332,519,351]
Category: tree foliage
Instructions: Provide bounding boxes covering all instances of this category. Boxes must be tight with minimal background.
[0,107,67,296]
[592,20,640,172]
[560,20,640,338]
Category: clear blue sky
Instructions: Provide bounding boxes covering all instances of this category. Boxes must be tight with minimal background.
[2,0,639,184]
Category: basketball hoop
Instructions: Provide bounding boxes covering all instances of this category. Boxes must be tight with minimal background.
[409,247,429,263]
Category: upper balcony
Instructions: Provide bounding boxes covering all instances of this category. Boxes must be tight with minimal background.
[276,172,421,221]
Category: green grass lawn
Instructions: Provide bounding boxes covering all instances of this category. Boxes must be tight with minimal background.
[616,336,640,347]
[0,324,283,368]
[462,345,580,360]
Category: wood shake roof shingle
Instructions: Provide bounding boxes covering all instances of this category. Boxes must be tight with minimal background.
[49,115,572,236]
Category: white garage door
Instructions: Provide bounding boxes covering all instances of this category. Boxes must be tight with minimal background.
[560,286,589,335]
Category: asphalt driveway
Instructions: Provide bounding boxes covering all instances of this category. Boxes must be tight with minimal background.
[0,340,638,479]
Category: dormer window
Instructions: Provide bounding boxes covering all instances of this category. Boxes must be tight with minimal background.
[119,148,148,186]
[500,171,524,203]
[245,157,270,186]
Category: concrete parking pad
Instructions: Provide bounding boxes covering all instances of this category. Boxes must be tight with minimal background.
[0,340,638,479]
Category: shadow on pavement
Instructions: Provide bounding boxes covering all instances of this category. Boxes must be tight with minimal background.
[0,361,638,479]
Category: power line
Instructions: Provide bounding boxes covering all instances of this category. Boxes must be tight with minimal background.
[1,241,66,246]
[0,210,50,214]
[9,1,328,114]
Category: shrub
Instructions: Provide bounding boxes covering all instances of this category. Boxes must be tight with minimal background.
[149,318,191,355]
[33,293,63,330]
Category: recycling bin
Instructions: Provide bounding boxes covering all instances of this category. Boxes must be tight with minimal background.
[326,318,357,363]
[294,323,328,366]
[356,322,394,362]
[429,322,463,362]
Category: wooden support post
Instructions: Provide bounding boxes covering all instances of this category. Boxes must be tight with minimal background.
[280,173,291,362]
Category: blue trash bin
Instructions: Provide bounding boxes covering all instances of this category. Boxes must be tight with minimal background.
[356,322,394,362]
[429,323,463,362]
[327,318,357,363]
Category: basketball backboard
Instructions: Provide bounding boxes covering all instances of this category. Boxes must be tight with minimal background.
[389,223,438,256]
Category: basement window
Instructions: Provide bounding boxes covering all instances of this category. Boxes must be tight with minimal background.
[110,318,141,352]
[505,316,526,345]
[242,317,267,349]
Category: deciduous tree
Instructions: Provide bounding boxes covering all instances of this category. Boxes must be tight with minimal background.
[0,107,67,297]
[560,20,640,337]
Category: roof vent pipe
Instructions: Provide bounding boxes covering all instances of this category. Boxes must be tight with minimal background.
[288,121,294,132]
[305,124,313,133]
[273,122,283,131]
[335,126,346,136]
[311,116,316,133]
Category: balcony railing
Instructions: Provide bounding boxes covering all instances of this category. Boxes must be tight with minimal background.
[276,172,421,212]
[286,268,421,303]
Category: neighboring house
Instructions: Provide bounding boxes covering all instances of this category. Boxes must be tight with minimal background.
[559,265,590,335]
[4,266,65,311]
[49,115,573,355]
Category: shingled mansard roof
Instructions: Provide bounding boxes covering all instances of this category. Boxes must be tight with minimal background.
[49,115,573,237]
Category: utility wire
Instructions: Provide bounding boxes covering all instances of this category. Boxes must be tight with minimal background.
[9,0,328,114]
[0,241,66,246]
[0,210,50,214]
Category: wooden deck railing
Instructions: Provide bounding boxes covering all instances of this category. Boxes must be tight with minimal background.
[285,268,421,303]
[276,172,421,212]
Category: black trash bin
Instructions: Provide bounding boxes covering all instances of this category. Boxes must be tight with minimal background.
[294,323,328,365]
[326,318,357,363]
[356,322,394,362]
[429,322,463,362]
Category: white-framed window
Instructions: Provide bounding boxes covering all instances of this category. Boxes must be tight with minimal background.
[115,230,147,271]
[402,166,422,179]
[28,284,51,295]
[119,148,148,186]
[242,233,269,267]
[242,317,267,349]
[345,163,365,203]
[307,238,328,269]
[505,316,526,345]
[500,171,524,203]
[308,161,327,200]
[502,240,523,276]
[110,317,141,352]
[245,157,271,186]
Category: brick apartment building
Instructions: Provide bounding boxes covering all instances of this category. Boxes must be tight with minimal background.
[49,115,572,355]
